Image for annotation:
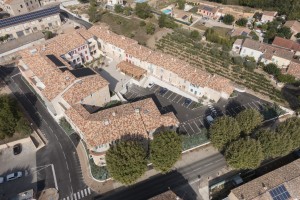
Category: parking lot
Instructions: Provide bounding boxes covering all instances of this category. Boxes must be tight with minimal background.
[123,83,283,138]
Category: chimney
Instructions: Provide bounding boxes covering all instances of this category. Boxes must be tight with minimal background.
[104,119,109,125]
[112,112,116,116]
[262,182,268,190]
[135,108,140,113]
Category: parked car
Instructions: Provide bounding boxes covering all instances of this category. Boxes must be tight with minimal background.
[13,143,22,155]
[0,176,4,184]
[159,87,168,95]
[206,115,214,124]
[183,98,192,106]
[147,82,154,88]
[6,171,22,181]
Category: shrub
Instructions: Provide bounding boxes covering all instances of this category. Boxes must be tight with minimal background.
[263,63,280,75]
[233,56,244,66]
[139,21,146,27]
[114,5,123,13]
[235,18,248,27]
[223,14,235,25]
[146,23,155,35]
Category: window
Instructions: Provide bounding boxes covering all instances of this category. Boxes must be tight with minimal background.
[86,56,89,60]
[160,68,164,73]
[190,89,193,92]
[20,4,23,8]
[77,58,80,62]
[30,1,32,4]
[85,51,87,54]
[26,2,28,6]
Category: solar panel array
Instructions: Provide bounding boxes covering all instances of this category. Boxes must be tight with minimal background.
[0,6,60,28]
[269,185,291,200]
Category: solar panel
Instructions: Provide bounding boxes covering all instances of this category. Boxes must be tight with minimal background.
[0,6,60,28]
[70,68,96,78]
[269,185,291,200]
[46,54,65,67]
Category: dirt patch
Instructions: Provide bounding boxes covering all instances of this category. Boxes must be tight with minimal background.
[147,28,173,49]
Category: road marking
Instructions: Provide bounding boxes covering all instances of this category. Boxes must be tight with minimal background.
[50,164,59,191]
[153,86,160,93]
[182,125,190,136]
[59,142,63,149]
[84,189,87,196]
[193,121,201,132]
[166,91,173,99]
[81,190,84,197]
[77,192,81,199]
[247,103,255,109]
[88,188,91,194]
[54,134,59,141]
[63,152,67,160]
[172,94,178,101]
[186,102,193,108]
[49,127,54,133]
[176,96,183,103]
[73,194,77,200]
[67,197,69,200]
[252,102,260,110]
[188,123,195,134]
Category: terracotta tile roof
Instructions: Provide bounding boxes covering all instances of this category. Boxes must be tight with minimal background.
[262,11,277,17]
[272,36,300,52]
[65,98,179,147]
[125,44,153,61]
[53,31,87,52]
[62,75,109,105]
[19,49,76,100]
[198,4,219,14]
[117,61,146,80]
[233,39,243,46]
[88,25,138,50]
[230,159,300,200]
[76,28,94,40]
[147,51,234,95]
[230,28,250,37]
[284,20,300,33]
[287,61,300,79]
[243,39,294,60]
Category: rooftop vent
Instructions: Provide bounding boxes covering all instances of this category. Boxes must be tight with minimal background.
[135,108,140,113]
[30,49,37,54]
[112,112,116,116]
[104,119,109,125]
[66,76,70,80]
[262,182,267,190]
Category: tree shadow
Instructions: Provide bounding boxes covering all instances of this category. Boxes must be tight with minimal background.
[281,85,300,110]
[94,170,198,200]
[225,100,243,117]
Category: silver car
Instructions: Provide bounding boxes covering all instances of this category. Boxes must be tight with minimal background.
[6,171,22,181]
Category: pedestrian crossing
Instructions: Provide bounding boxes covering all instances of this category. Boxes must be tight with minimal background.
[62,188,91,200]
[208,103,217,115]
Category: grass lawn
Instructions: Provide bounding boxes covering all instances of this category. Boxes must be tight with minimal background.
[212,26,232,38]
[0,131,29,145]
[99,13,160,45]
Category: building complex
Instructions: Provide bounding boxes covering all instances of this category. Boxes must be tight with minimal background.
[0,0,40,16]
[18,25,233,165]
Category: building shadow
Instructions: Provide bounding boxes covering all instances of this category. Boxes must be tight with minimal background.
[95,69,122,92]
[94,170,198,200]
[281,85,300,110]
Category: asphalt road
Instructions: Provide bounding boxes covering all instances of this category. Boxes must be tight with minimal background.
[0,66,91,199]
[97,153,226,200]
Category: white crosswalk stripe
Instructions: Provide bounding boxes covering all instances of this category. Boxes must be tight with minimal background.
[88,187,91,195]
[77,192,81,199]
[81,190,84,197]
[73,193,77,200]
[62,188,92,200]
[84,189,87,196]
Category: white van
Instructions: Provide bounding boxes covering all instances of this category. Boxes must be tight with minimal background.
[6,171,22,181]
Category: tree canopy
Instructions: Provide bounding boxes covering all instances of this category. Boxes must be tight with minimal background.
[135,2,152,19]
[209,116,241,150]
[150,131,182,173]
[106,141,147,185]
[263,63,280,75]
[257,129,292,159]
[223,14,235,25]
[146,23,155,35]
[235,18,247,27]
[276,117,300,150]
[88,0,101,23]
[236,109,263,134]
[177,0,185,9]
[0,95,31,139]
[190,30,200,40]
[158,14,178,29]
[225,138,263,169]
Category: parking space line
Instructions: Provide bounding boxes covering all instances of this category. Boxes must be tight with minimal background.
[251,102,260,110]
[247,103,255,109]
[193,121,201,132]
[186,102,193,108]
[188,123,195,134]
[181,125,190,136]
[153,86,160,93]
[198,118,204,127]
[176,96,183,103]
[172,94,179,101]
[167,92,174,99]
[164,90,171,98]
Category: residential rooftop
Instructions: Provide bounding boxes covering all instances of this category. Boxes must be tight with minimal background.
[272,36,300,52]
[117,61,146,80]
[65,98,179,147]
[284,20,300,32]
[262,11,277,16]
[230,159,300,200]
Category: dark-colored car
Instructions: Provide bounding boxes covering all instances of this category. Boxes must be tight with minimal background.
[13,144,22,155]
[183,98,192,106]
[159,87,168,95]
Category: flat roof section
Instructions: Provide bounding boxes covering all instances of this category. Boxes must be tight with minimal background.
[0,5,60,29]
[69,68,96,78]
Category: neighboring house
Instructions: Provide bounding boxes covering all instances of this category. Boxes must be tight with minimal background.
[228,159,300,200]
[197,4,220,19]
[261,11,277,23]
[0,0,40,16]
[286,61,300,79]
[284,20,300,41]
[239,38,294,68]
[232,39,243,54]
[229,28,251,37]
[272,36,300,55]
[0,5,61,39]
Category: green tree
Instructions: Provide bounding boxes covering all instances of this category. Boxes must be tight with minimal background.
[209,116,241,150]
[277,26,292,39]
[276,73,296,83]
[150,131,182,173]
[158,14,178,29]
[135,2,152,19]
[88,0,101,23]
[139,21,146,27]
[236,109,263,134]
[233,56,244,66]
[223,14,235,25]
[276,117,300,150]
[189,15,193,23]
[190,30,200,40]
[16,117,32,136]
[225,138,263,169]
[263,63,280,75]
[106,141,147,185]
[114,4,124,13]
[0,95,20,139]
[177,0,185,9]
[295,33,300,38]
[249,31,259,40]
[44,31,53,39]
[243,60,256,71]
[146,23,155,35]
[257,129,292,159]
[235,18,248,27]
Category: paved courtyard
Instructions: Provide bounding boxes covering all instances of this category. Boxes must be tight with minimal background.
[122,83,282,138]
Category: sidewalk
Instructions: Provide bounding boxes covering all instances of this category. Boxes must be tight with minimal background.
[76,141,220,194]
